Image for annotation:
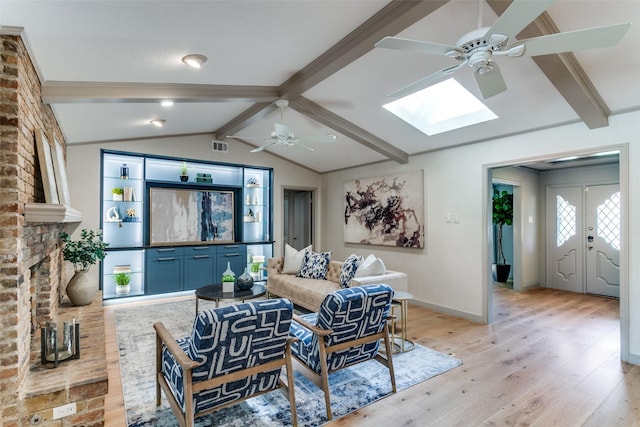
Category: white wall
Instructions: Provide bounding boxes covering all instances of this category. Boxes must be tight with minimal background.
[66,134,322,259]
[321,110,639,362]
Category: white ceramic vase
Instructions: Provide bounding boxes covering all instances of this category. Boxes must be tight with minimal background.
[66,268,97,306]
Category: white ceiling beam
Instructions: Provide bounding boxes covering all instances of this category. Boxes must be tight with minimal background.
[215,0,450,160]
[290,97,408,164]
[41,81,280,103]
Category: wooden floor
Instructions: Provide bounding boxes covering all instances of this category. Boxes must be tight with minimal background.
[103,286,640,426]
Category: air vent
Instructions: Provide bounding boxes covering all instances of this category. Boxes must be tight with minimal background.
[212,141,228,153]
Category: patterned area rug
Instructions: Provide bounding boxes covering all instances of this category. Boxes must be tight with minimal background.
[115,298,462,426]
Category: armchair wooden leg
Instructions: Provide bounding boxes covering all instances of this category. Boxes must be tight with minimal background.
[318,341,333,420]
[285,346,298,427]
[383,333,397,393]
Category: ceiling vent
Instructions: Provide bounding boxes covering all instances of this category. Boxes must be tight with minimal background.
[212,141,228,153]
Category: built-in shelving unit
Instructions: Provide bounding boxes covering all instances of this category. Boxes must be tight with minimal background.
[100,150,273,301]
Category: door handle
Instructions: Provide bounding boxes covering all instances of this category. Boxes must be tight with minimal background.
[587,245,594,250]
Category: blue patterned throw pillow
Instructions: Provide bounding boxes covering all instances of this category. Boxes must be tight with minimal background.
[297,250,332,280]
[339,253,362,288]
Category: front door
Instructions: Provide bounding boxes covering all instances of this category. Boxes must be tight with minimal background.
[547,184,620,297]
[585,184,620,297]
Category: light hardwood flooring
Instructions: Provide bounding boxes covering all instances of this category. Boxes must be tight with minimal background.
[104,287,639,426]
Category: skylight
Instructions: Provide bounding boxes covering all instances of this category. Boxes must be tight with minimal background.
[383,79,498,136]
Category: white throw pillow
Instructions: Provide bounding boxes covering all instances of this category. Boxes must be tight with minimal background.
[354,254,386,277]
[282,244,312,274]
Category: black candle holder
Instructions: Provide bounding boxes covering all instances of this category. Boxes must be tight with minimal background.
[40,319,80,368]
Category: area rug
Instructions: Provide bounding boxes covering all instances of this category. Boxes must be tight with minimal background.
[115,298,462,426]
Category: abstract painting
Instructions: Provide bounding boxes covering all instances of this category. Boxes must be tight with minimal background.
[344,170,424,248]
[149,188,234,245]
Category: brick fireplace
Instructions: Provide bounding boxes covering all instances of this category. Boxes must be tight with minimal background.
[0,34,107,426]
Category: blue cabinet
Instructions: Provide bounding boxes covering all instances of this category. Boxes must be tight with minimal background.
[145,244,246,293]
[146,247,184,294]
[184,246,215,291]
[215,244,247,282]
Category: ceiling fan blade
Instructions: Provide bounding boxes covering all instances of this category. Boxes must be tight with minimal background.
[292,142,314,152]
[375,36,460,56]
[487,0,556,40]
[474,62,507,99]
[513,23,631,57]
[250,141,277,153]
[299,134,337,144]
[387,68,453,100]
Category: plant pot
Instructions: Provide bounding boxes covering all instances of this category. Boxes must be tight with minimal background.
[493,264,511,283]
[180,175,189,182]
[66,269,97,306]
[112,193,123,201]
[116,284,130,295]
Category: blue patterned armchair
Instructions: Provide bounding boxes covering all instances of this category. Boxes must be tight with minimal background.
[154,299,297,427]
[289,284,396,420]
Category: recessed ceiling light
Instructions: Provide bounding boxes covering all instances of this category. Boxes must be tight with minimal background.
[181,54,207,69]
[150,119,166,127]
[160,100,174,107]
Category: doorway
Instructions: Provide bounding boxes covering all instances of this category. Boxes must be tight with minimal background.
[547,184,620,297]
[283,189,313,251]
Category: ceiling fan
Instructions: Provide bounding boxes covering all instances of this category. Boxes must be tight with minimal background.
[375,0,631,99]
[228,99,337,153]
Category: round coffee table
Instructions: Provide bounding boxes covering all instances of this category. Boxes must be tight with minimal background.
[194,283,267,314]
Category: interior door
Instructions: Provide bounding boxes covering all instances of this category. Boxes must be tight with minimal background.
[585,184,620,297]
[547,186,583,293]
[284,190,312,250]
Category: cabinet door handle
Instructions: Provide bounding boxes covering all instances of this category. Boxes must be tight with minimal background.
[224,245,240,249]
[193,255,209,259]
[192,247,208,251]
[157,257,176,261]
[225,253,240,257]
[157,249,175,253]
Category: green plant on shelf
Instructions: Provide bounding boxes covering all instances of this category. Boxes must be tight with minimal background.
[114,272,131,287]
[112,187,124,195]
[250,262,261,273]
[180,161,188,176]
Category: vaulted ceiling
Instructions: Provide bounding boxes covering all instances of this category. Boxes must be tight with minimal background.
[2,0,638,173]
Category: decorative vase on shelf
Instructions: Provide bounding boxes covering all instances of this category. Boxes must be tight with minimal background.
[66,269,97,306]
[221,262,235,293]
[237,267,254,291]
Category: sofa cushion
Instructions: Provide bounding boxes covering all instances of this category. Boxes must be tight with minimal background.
[283,244,311,274]
[355,254,386,277]
[339,253,362,288]
[298,250,332,279]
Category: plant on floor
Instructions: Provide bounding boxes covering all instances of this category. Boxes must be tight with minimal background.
[492,188,513,282]
[61,229,109,272]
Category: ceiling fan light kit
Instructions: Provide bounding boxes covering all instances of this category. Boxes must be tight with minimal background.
[376,0,630,99]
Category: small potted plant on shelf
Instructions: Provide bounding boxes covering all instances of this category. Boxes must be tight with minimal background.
[112,187,124,201]
[180,161,189,182]
[115,272,131,295]
[61,229,109,306]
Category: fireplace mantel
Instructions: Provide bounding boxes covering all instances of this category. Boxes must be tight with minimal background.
[25,203,83,223]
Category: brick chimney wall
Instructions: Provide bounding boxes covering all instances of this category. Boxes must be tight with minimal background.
[0,34,68,425]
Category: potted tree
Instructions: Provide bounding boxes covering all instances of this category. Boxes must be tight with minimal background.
[492,189,513,283]
[61,229,109,305]
[115,272,131,295]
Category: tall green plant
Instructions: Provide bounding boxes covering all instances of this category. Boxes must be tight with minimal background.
[61,229,109,272]
[492,189,513,265]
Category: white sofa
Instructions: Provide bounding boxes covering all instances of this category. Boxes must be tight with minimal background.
[266,257,408,312]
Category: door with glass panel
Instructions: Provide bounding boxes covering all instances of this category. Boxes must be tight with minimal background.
[547,184,620,297]
[585,184,620,297]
